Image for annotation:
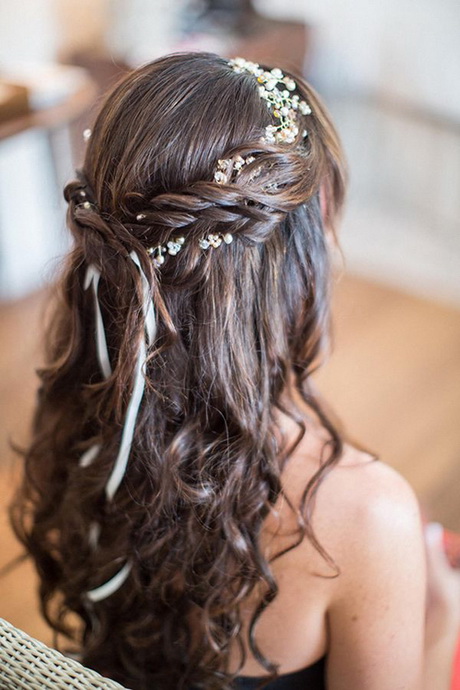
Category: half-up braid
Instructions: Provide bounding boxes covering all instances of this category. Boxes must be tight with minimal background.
[11,52,346,690]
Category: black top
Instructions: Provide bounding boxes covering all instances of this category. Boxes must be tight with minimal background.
[232,656,326,689]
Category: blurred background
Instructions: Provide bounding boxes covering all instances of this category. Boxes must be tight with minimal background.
[0,0,459,645]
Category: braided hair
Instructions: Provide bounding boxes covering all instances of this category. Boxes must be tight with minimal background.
[11,52,346,689]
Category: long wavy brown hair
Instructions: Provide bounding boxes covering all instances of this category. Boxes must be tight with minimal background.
[10,53,346,690]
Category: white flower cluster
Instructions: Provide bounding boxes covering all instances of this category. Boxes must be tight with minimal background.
[198,232,234,250]
[139,58,312,268]
[146,235,185,266]
[144,231,233,267]
[213,154,257,185]
[228,57,311,144]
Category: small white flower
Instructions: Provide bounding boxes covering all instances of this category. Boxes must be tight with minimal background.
[299,101,311,115]
[214,171,228,184]
[167,242,179,255]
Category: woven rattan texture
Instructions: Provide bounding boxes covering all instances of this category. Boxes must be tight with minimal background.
[0,618,129,689]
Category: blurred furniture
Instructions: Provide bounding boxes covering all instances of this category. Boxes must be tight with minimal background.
[0,69,95,143]
[0,66,96,300]
[0,64,96,189]
[0,83,29,125]
[0,617,128,689]
[231,16,311,75]
[179,0,311,74]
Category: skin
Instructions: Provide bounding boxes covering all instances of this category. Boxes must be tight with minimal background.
[225,386,458,689]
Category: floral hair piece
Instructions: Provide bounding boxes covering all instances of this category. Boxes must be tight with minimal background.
[139,58,312,268]
[228,57,312,144]
[145,231,234,267]
[81,250,156,602]
[214,154,257,184]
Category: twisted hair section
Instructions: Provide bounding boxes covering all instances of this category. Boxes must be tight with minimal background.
[10,53,346,690]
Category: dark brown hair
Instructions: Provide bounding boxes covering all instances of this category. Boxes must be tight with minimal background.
[10,52,346,689]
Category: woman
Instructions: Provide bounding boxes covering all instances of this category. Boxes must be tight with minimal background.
[10,52,460,690]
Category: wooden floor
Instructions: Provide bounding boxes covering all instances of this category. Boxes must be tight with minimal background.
[1,274,459,645]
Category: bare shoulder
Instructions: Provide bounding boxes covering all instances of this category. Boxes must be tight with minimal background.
[314,443,423,565]
[277,431,423,576]
[317,445,427,689]
[279,427,422,545]
[267,434,426,687]
[328,442,420,519]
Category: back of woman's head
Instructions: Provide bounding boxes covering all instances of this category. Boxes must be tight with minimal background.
[11,53,346,690]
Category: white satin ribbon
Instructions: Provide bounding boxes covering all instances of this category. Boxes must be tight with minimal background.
[105,336,146,501]
[129,250,157,346]
[88,521,102,550]
[79,443,102,468]
[81,251,156,601]
[84,265,112,380]
[86,561,132,603]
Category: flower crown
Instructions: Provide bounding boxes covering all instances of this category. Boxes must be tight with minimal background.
[228,57,311,144]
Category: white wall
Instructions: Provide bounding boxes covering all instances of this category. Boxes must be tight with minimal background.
[0,0,78,299]
[0,132,69,299]
[255,0,460,304]
[256,0,460,118]
[0,0,58,64]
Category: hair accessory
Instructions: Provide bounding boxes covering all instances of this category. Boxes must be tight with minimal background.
[145,231,233,266]
[228,57,311,144]
[213,155,258,185]
[83,128,92,142]
[147,236,185,267]
[138,58,311,269]
[199,232,233,249]
[86,561,132,603]
[80,250,157,601]
[83,266,112,379]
